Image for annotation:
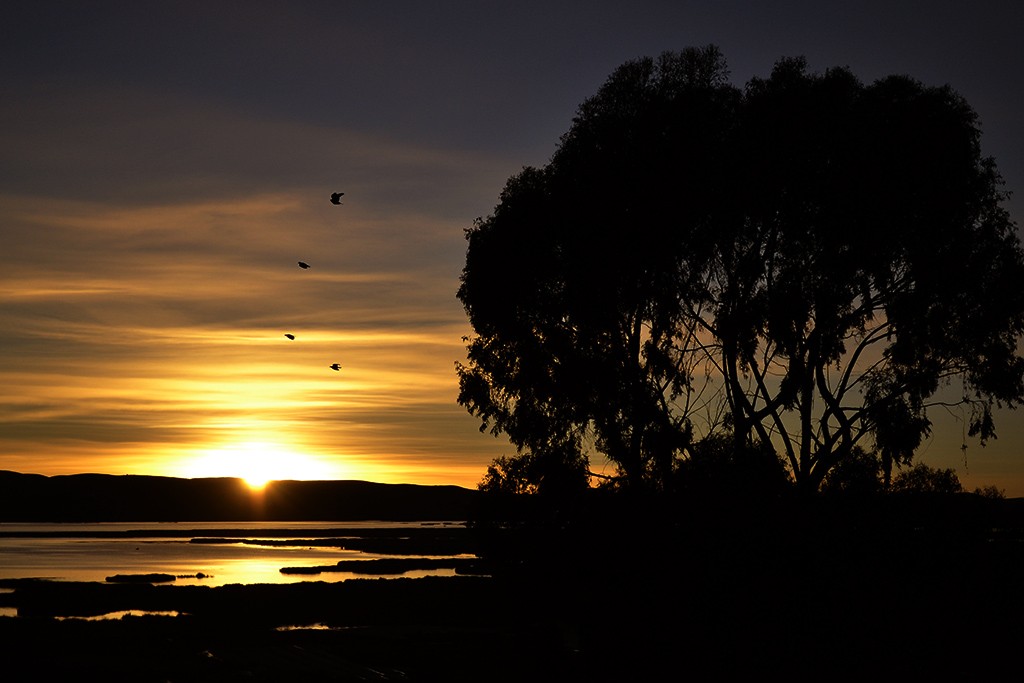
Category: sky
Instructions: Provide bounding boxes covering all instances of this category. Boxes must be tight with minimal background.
[2,1,1023,493]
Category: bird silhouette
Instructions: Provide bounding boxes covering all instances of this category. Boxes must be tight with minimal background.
[284,334,295,340]
[298,261,310,269]
[329,363,342,371]
[330,192,344,205]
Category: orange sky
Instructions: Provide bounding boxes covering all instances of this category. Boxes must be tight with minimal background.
[0,191,513,486]
[2,2,1023,494]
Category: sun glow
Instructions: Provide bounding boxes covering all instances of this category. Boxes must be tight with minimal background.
[179,442,342,490]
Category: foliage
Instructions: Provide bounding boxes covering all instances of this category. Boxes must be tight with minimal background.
[477,448,590,496]
[890,463,963,494]
[672,432,791,500]
[478,455,536,494]
[819,448,885,495]
[972,484,1005,500]
[459,45,1024,495]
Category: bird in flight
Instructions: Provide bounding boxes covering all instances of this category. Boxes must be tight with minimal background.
[284,334,295,340]
[329,363,342,371]
[330,192,344,205]
[298,261,310,269]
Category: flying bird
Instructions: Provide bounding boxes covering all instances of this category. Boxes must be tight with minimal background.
[330,192,344,205]
[329,363,342,371]
[298,261,310,269]
[284,334,295,340]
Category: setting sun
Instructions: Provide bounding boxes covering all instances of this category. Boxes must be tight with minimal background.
[179,442,343,490]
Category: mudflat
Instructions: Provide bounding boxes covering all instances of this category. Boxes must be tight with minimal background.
[1,576,570,682]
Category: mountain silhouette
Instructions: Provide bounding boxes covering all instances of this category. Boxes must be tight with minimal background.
[0,471,478,522]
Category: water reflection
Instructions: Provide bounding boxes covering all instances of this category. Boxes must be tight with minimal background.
[56,610,184,621]
[0,522,472,586]
[275,623,363,631]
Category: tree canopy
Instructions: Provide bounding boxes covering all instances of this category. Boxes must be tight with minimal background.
[458,46,1024,494]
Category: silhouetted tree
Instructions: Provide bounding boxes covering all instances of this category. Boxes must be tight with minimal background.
[673,432,790,501]
[819,447,885,496]
[459,46,1024,494]
[972,484,1005,500]
[478,447,589,496]
[890,463,962,494]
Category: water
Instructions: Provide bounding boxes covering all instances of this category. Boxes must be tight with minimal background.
[0,521,468,587]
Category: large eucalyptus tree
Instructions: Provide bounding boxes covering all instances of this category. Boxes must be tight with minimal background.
[458,47,1024,493]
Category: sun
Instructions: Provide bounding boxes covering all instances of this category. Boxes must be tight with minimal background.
[180,441,341,491]
[236,444,278,490]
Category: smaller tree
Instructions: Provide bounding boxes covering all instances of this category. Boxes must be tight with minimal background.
[478,455,537,495]
[890,463,962,494]
[973,484,1005,500]
[819,448,885,495]
[673,432,790,501]
[478,448,590,497]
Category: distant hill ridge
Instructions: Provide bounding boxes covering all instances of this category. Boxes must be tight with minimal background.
[0,471,479,522]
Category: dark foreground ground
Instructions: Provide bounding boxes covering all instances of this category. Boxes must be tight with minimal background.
[1,577,575,682]
[2,494,1024,681]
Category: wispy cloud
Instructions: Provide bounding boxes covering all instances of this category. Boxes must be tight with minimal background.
[0,88,515,485]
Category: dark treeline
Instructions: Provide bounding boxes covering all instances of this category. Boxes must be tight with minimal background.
[0,471,478,522]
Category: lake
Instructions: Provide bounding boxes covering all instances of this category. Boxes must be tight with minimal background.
[0,521,471,593]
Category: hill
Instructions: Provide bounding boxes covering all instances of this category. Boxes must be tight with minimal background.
[0,471,479,522]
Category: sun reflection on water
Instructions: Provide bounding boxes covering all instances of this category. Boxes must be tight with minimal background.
[0,522,472,587]
[56,610,184,621]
